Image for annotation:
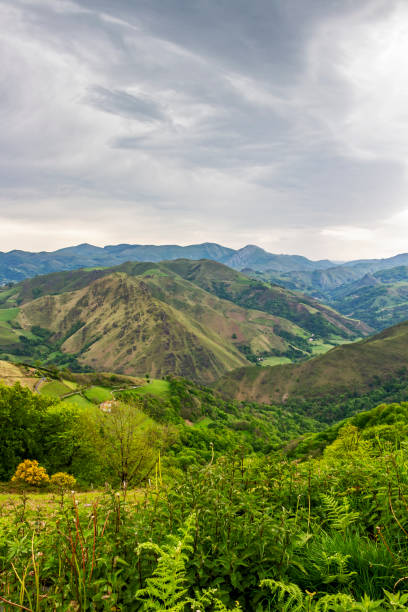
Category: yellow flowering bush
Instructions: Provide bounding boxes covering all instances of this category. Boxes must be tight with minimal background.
[11,459,50,487]
[50,472,76,491]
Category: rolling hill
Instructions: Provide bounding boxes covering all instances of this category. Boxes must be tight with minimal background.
[0,260,368,382]
[216,319,408,407]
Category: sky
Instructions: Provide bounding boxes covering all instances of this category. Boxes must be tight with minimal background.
[1,0,408,260]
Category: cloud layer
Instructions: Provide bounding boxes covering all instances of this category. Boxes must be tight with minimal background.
[1,0,408,259]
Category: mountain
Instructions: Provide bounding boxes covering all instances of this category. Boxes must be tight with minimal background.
[221,244,332,273]
[342,252,408,271]
[0,242,334,284]
[0,260,368,382]
[327,266,408,330]
[155,259,369,340]
[255,266,368,297]
[216,318,408,408]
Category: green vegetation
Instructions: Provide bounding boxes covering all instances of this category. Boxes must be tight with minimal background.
[2,395,408,609]
[60,393,94,408]
[0,307,19,321]
[261,355,292,366]
[5,255,408,607]
[132,378,170,398]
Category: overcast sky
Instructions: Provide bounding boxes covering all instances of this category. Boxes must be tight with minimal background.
[1,0,408,260]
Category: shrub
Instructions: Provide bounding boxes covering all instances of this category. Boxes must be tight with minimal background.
[50,472,76,491]
[11,459,49,487]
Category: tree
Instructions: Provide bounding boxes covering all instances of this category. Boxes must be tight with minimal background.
[88,401,176,487]
[0,383,53,479]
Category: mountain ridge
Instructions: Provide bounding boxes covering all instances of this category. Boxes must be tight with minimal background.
[0,242,336,284]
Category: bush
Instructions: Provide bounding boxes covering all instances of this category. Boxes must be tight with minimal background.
[11,459,49,487]
[50,472,76,492]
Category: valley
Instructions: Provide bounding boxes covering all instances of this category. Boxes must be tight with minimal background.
[2,250,408,610]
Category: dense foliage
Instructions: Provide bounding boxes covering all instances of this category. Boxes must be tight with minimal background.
[284,372,408,423]
[4,377,408,608]
[2,418,408,609]
[0,380,320,485]
[119,377,323,465]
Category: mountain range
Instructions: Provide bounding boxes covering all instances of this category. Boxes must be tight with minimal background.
[0,242,335,284]
[4,242,408,332]
[260,261,408,331]
[0,259,367,383]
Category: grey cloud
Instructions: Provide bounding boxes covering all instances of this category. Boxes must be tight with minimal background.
[87,86,166,121]
[0,0,407,259]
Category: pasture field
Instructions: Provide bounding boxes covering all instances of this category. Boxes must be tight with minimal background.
[40,380,72,397]
[60,393,94,408]
[261,356,292,366]
[0,307,19,321]
[132,378,170,398]
[84,385,112,403]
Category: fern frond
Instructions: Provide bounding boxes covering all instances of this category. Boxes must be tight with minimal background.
[321,494,359,531]
[314,592,356,611]
[260,578,304,611]
[135,513,196,611]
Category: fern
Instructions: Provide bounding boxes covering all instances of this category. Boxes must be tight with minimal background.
[260,582,387,612]
[260,578,304,611]
[321,494,360,531]
[135,513,195,611]
[187,588,243,611]
[319,551,357,586]
[313,592,356,611]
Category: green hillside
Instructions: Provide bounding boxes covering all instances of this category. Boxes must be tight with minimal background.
[0,260,368,382]
[216,319,408,414]
[156,259,369,339]
[287,401,408,458]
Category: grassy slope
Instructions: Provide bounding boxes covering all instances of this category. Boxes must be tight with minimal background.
[133,379,170,398]
[16,273,250,383]
[40,380,72,397]
[216,319,408,404]
[156,259,370,339]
